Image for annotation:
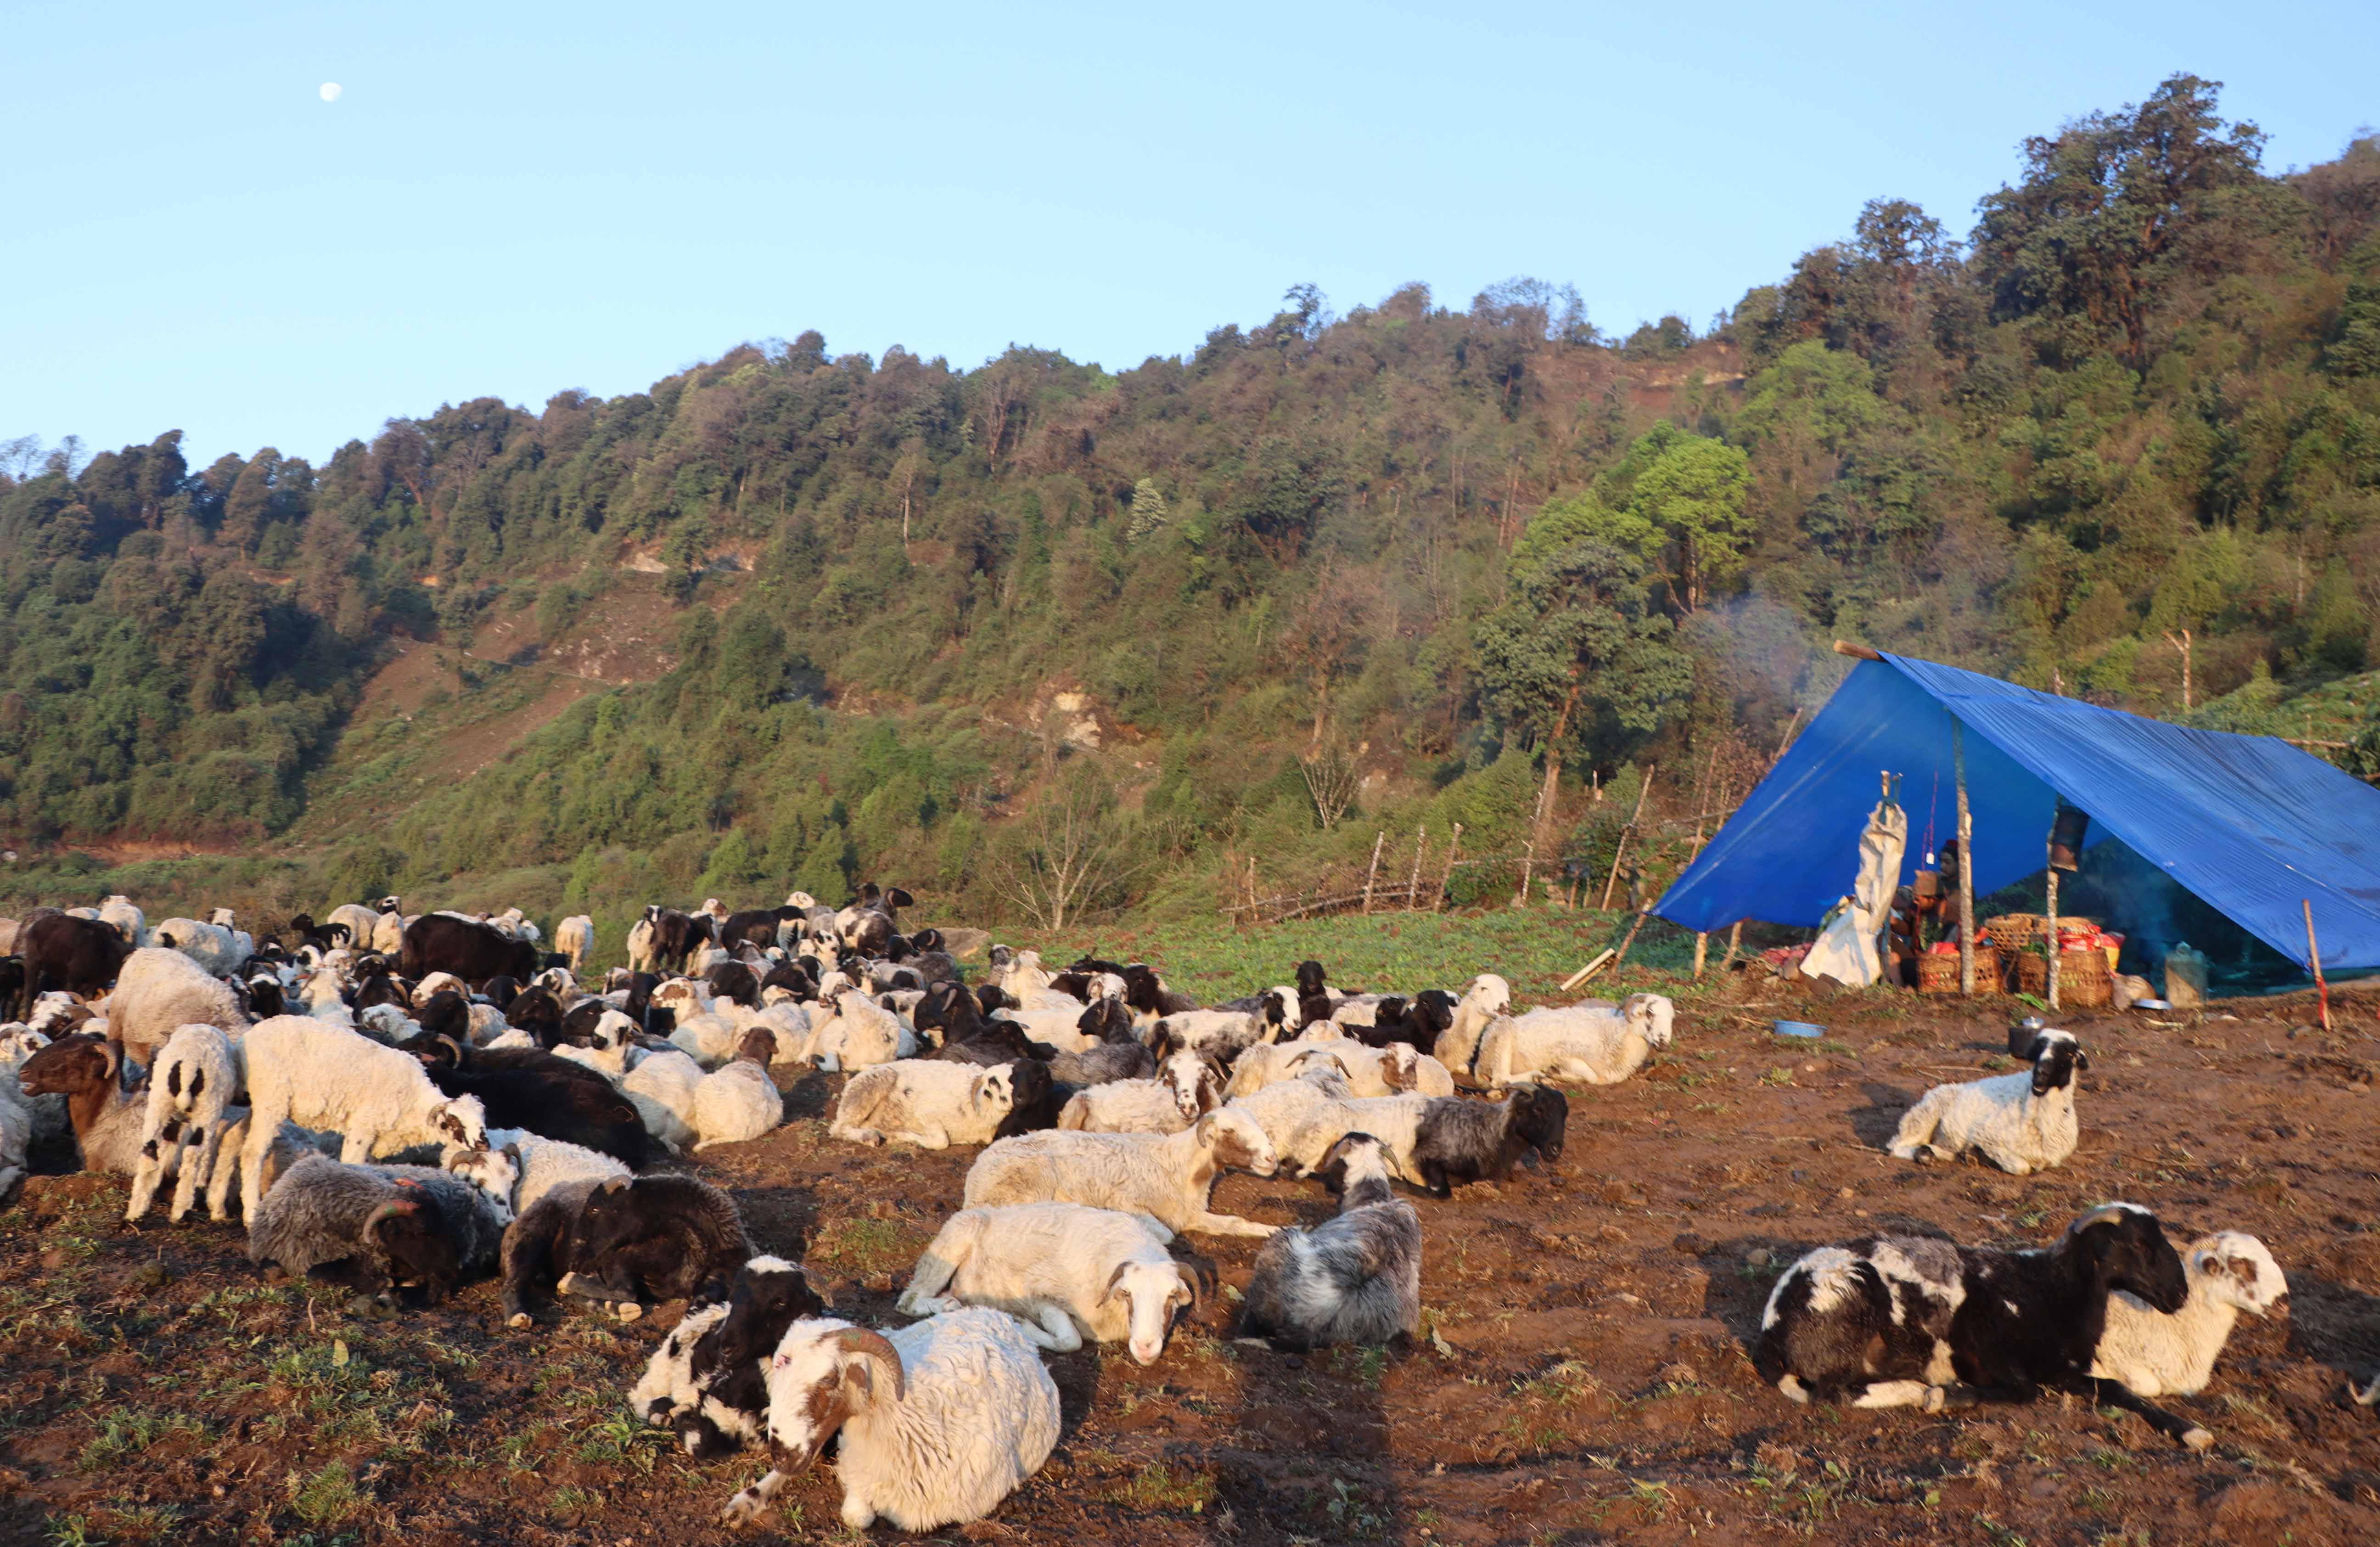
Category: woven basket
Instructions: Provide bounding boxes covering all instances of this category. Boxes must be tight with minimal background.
[1985,913,2049,947]
[1917,947,2002,995]
[2011,948,2112,1007]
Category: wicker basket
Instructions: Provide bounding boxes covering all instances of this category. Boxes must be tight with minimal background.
[1985,913,2049,948]
[1918,946,2001,995]
[2010,948,2112,1007]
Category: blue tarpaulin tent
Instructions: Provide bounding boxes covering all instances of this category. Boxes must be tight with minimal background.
[1653,652,2380,970]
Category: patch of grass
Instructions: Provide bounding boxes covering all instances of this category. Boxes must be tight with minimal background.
[287,1461,370,1528]
[808,1215,918,1277]
[1106,1462,1217,1514]
[1759,1067,1796,1087]
[78,1412,202,1471]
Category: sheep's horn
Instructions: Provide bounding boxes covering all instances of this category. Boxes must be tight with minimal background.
[831,1327,905,1400]
[362,1198,420,1233]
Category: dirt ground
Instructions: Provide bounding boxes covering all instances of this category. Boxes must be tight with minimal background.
[5,978,2379,1547]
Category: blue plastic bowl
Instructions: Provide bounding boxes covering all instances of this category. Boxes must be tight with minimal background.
[1773,1020,1825,1038]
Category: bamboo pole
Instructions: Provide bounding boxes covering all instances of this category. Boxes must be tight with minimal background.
[1599,765,1656,910]
[2044,823,2060,1012]
[1361,831,1386,915]
[1436,823,1462,912]
[1407,825,1426,911]
[1954,721,1975,997]
[1692,931,1710,978]
[1611,907,1652,973]
[1562,948,1616,991]
[2305,899,2332,1032]
[1512,840,1535,908]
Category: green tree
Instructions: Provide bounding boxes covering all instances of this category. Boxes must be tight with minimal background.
[1629,435,1753,610]
[1473,538,1691,854]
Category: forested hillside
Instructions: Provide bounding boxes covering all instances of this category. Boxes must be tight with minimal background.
[4,75,2376,930]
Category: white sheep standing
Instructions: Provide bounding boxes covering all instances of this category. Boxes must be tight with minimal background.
[831,1060,1017,1149]
[554,915,595,973]
[896,1203,1199,1364]
[1471,993,1675,1087]
[325,903,382,947]
[153,916,245,976]
[2093,1231,2286,1399]
[235,1014,489,1220]
[720,1309,1061,1533]
[1887,1029,2085,1176]
[963,1108,1280,1237]
[97,895,148,948]
[371,911,406,956]
[102,947,248,1066]
[1430,972,1514,1074]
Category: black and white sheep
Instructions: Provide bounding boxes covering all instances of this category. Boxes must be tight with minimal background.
[1236,1132,1422,1351]
[1887,1029,2085,1176]
[629,1255,828,1457]
[1751,1203,2210,1446]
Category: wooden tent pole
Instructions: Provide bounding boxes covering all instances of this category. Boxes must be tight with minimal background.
[2044,820,2061,1013]
[2306,899,2332,1032]
[1954,720,1975,997]
[1599,765,1656,910]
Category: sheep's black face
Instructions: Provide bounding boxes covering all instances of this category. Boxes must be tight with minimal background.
[418,990,470,1041]
[716,1268,828,1371]
[1412,991,1457,1038]
[373,1211,462,1302]
[2075,1207,2188,1313]
[1294,960,1327,997]
[1518,1086,1569,1163]
[1121,966,1164,1014]
[2026,1034,2085,1096]
[482,976,520,1012]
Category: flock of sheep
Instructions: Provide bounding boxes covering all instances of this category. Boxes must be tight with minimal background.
[0,886,2323,1533]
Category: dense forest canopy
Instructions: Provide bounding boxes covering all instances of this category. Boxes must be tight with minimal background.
[3,75,2376,928]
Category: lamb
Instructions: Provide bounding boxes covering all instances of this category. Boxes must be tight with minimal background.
[236,1014,490,1220]
[690,1027,786,1150]
[1430,973,1514,1074]
[1055,1047,1221,1134]
[126,1022,241,1222]
[625,913,660,974]
[247,1154,507,1307]
[1471,993,1675,1087]
[1148,1007,1272,1066]
[1236,1133,1422,1351]
[896,1203,1200,1364]
[631,1256,828,1457]
[501,1172,752,1328]
[2091,1231,2286,1401]
[830,1060,1018,1149]
[719,1308,1061,1532]
[102,946,247,1065]
[962,1108,1280,1237]
[1752,1203,2210,1447]
[443,1125,630,1215]
[1887,1029,2085,1176]
[799,988,917,1071]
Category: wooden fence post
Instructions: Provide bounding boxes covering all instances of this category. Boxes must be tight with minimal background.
[1512,840,1535,908]
[1361,831,1386,915]
[1599,765,1656,910]
[1437,823,1462,912]
[1406,826,1426,910]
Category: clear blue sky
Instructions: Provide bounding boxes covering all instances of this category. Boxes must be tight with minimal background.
[6,0,2375,467]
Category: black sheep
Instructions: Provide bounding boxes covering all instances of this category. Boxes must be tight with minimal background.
[1407,1085,1567,1198]
[501,1173,751,1328]
[427,1048,651,1167]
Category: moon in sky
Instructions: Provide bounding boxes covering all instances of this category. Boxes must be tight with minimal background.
[320,82,342,102]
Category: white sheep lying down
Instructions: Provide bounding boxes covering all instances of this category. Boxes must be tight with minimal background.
[1429,972,1513,1074]
[800,989,918,1071]
[895,1203,1200,1364]
[2093,1231,2286,1398]
[444,1126,630,1215]
[1471,993,1674,1087]
[962,1108,1280,1238]
[831,1060,1017,1149]
[722,1310,1060,1533]
[1056,1048,1219,1134]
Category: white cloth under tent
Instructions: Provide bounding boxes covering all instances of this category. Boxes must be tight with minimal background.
[1801,797,1908,987]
